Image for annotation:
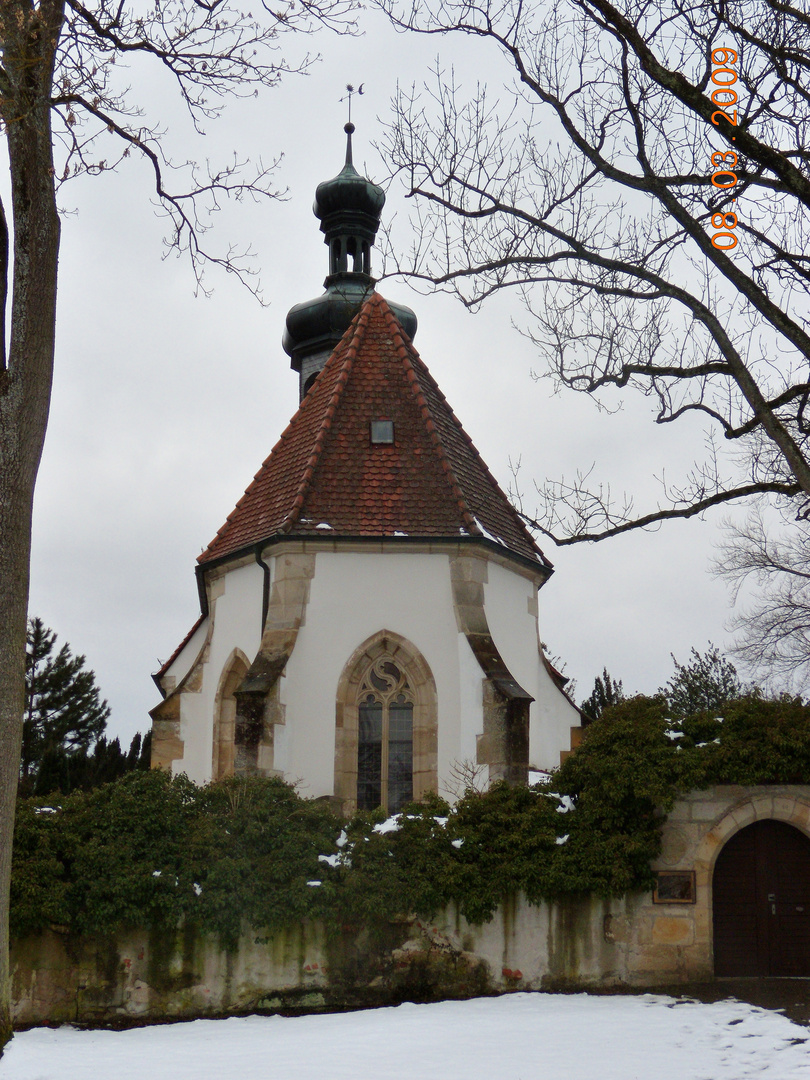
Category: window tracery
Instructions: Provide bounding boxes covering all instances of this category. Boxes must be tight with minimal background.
[357,657,414,813]
[334,631,437,816]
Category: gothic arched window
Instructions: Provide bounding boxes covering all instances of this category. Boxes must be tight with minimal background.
[335,631,438,816]
[212,652,249,780]
[357,657,414,813]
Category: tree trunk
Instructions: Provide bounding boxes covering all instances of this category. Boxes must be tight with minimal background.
[0,0,63,1047]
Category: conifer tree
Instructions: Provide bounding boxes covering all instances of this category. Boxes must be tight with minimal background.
[661,645,743,719]
[31,731,152,796]
[580,668,625,725]
[23,618,110,784]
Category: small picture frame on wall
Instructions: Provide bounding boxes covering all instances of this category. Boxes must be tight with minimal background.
[653,871,696,904]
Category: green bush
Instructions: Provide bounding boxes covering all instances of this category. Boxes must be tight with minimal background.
[546,693,810,895]
[12,695,810,938]
[11,771,339,941]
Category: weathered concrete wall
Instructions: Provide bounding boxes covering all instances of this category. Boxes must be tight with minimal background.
[12,785,810,1026]
[6,891,704,1027]
[9,918,490,1027]
[11,921,334,1026]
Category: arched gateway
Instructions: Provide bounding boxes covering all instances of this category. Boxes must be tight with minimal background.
[713,819,810,976]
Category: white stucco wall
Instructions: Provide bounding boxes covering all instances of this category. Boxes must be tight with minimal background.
[484,560,580,771]
[162,544,579,791]
[532,663,581,771]
[168,560,264,784]
[278,551,462,797]
[162,619,209,690]
[275,547,578,790]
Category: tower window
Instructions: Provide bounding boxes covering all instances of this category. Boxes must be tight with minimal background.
[347,236,362,272]
[370,419,394,444]
[303,371,319,396]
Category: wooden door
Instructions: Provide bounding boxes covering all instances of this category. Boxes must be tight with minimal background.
[713,819,810,976]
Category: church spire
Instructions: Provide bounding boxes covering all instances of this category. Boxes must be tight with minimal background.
[344,119,354,166]
[282,123,417,400]
[313,121,385,281]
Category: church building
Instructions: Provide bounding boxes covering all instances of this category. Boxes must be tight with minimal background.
[150,124,581,813]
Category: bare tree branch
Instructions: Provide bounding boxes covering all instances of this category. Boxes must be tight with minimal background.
[521,480,801,545]
[375,0,810,541]
[715,504,810,690]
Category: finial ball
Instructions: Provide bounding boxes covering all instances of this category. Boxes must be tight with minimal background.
[344,121,356,135]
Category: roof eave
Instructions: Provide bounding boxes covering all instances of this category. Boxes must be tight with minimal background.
[152,612,206,694]
[197,531,552,589]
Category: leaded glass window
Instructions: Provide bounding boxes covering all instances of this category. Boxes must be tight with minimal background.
[357,658,414,813]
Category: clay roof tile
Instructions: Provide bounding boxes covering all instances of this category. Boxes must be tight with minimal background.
[198,293,549,569]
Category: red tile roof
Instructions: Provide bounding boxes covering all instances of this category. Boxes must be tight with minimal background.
[198,293,551,569]
[153,613,205,683]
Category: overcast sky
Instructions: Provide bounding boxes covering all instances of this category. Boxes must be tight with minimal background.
[23,9,744,749]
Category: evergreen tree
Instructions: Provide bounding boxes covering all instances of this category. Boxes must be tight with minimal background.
[580,668,625,725]
[661,644,744,719]
[23,618,110,784]
[31,732,152,796]
[127,732,143,771]
[138,730,153,770]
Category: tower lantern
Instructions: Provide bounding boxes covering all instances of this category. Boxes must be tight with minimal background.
[282,123,417,399]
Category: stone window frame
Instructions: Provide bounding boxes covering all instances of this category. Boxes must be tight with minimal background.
[211,648,250,780]
[335,629,438,816]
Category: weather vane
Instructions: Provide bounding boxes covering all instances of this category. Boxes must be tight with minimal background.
[340,83,365,126]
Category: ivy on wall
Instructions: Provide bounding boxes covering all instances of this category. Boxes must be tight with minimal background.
[12,695,810,940]
[11,774,338,942]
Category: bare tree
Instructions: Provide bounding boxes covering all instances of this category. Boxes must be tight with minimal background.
[0,0,355,1045]
[376,0,810,544]
[715,503,810,689]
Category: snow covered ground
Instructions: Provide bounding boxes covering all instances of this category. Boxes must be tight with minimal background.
[3,992,810,1080]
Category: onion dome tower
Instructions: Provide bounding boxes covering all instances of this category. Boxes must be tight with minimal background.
[151,117,582,803]
[282,122,417,399]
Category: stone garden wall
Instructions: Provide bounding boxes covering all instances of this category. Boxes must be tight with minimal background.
[12,786,810,1026]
